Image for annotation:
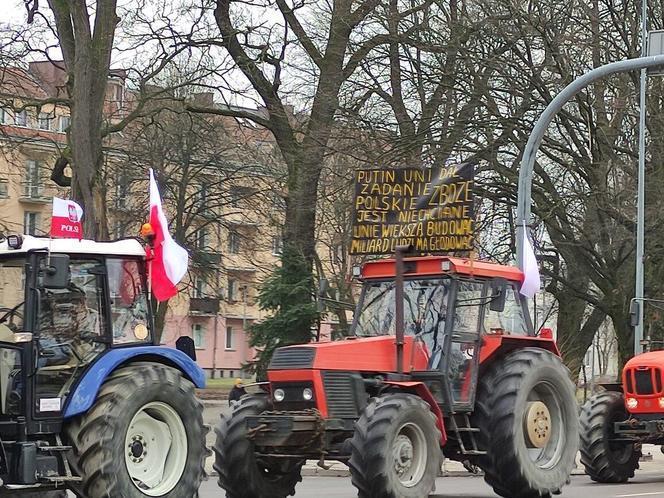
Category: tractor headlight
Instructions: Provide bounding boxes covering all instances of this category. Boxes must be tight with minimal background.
[273,388,286,402]
[658,398,664,409]
[626,397,638,410]
[302,387,313,401]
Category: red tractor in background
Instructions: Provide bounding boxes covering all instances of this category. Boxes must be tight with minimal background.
[580,351,664,482]
[214,253,579,498]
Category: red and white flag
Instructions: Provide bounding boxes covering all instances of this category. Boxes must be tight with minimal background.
[50,197,83,239]
[148,169,188,301]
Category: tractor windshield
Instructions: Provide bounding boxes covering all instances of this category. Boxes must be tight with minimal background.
[354,278,452,355]
[0,258,26,338]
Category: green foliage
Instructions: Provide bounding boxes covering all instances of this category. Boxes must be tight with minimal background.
[247,246,319,379]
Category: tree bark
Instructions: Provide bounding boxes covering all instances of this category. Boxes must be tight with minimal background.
[45,0,119,239]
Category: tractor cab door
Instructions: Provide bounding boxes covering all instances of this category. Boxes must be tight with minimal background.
[34,257,109,419]
[440,280,486,411]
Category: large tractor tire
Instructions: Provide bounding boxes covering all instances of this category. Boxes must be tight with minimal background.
[473,348,578,498]
[348,393,441,498]
[579,390,640,483]
[65,362,206,497]
[213,395,304,498]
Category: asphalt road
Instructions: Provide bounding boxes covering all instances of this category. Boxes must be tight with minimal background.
[198,473,664,498]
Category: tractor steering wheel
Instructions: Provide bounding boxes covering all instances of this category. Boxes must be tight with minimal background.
[0,303,24,331]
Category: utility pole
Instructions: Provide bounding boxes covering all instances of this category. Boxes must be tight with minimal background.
[634,0,649,356]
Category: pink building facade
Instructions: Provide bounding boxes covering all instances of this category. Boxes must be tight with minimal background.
[161,313,255,378]
[161,313,335,378]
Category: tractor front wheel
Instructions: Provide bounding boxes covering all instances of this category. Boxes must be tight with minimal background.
[348,393,441,498]
[65,362,206,497]
[580,391,640,483]
[213,395,304,498]
[474,348,578,498]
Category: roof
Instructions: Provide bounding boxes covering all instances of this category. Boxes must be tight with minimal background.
[0,235,146,258]
[361,255,524,283]
[0,67,49,99]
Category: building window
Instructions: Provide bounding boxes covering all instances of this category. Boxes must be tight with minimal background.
[193,276,206,298]
[228,231,240,254]
[15,110,27,127]
[230,186,255,207]
[24,160,42,198]
[0,179,8,199]
[114,83,124,104]
[58,115,70,133]
[196,227,208,251]
[225,326,234,350]
[227,278,237,302]
[115,178,129,208]
[197,183,208,206]
[113,220,128,239]
[0,108,7,124]
[271,236,283,256]
[24,211,40,235]
[38,112,52,130]
[192,324,205,349]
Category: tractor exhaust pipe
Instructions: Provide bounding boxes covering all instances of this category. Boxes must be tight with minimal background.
[394,245,411,374]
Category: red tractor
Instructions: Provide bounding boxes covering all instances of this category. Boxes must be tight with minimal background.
[214,254,579,498]
[580,351,664,482]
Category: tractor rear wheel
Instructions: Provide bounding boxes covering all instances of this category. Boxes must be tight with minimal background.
[213,395,304,498]
[579,391,640,483]
[474,348,578,498]
[65,362,206,497]
[348,393,441,498]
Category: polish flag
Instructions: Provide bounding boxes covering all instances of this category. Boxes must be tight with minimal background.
[148,169,188,301]
[50,197,83,239]
[519,222,541,298]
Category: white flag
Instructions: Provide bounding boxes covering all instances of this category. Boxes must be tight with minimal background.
[520,224,541,298]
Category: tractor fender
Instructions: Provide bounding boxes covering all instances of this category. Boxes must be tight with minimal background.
[383,381,447,445]
[63,346,205,419]
[479,334,560,365]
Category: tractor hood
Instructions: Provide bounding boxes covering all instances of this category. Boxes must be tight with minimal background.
[269,336,429,372]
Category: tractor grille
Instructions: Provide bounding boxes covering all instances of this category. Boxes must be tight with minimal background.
[635,369,654,394]
[269,347,316,369]
[322,371,359,419]
[626,367,662,395]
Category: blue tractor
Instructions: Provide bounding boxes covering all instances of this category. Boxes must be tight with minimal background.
[0,234,207,497]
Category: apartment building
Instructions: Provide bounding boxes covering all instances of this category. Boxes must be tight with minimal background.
[0,61,288,378]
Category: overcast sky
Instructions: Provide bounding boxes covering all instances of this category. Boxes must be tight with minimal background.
[1,2,27,25]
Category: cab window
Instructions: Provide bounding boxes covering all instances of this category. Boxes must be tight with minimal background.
[483,284,528,335]
[107,258,150,344]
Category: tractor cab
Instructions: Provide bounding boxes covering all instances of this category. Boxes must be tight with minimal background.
[351,256,532,411]
[0,235,207,496]
[0,236,153,429]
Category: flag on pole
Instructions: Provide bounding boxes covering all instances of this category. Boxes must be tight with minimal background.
[148,169,189,301]
[50,197,83,239]
[520,222,541,298]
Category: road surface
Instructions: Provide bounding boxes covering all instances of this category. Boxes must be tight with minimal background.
[199,473,664,497]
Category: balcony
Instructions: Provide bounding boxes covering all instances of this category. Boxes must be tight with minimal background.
[19,184,48,203]
[190,297,220,315]
[192,251,221,267]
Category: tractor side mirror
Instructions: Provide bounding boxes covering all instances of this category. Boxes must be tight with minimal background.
[40,255,70,289]
[489,279,507,312]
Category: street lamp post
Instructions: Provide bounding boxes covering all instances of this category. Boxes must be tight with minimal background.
[634,0,649,356]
